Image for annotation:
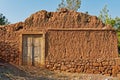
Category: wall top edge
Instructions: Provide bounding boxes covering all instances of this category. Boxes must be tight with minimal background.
[47,28,115,31]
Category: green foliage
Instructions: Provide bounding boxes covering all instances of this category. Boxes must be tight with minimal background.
[98,5,110,24]
[114,17,120,30]
[57,0,81,11]
[0,13,9,25]
[98,5,120,29]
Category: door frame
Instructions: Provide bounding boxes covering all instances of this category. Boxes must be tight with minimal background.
[19,32,45,67]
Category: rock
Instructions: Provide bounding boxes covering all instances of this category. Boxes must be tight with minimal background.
[93,62,100,67]
[112,66,119,77]
[102,62,109,66]
[61,65,67,71]
[58,8,68,13]
[0,63,4,66]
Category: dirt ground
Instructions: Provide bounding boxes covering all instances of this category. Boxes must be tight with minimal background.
[0,61,119,80]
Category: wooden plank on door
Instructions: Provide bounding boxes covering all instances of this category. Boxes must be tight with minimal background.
[22,35,33,66]
[34,35,41,66]
[22,35,27,65]
[27,35,32,66]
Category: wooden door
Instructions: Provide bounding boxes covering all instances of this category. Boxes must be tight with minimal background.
[22,34,42,66]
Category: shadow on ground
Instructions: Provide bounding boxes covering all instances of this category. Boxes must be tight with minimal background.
[0,59,55,80]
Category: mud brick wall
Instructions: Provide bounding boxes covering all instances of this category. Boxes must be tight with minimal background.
[0,41,20,64]
[46,29,118,61]
[0,27,21,64]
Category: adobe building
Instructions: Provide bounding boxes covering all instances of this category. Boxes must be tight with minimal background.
[0,9,120,76]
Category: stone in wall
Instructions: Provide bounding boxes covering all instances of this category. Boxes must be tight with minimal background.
[46,59,120,77]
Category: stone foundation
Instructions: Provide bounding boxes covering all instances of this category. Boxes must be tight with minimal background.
[46,58,120,77]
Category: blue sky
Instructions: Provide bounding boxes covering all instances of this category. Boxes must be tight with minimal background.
[0,0,120,23]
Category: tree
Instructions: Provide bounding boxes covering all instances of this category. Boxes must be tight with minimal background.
[114,17,120,30]
[57,0,81,11]
[0,13,9,25]
[98,5,112,25]
[98,5,120,29]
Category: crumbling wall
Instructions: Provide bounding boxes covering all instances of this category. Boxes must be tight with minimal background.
[24,9,110,29]
[0,26,21,64]
[0,41,20,64]
[0,9,119,76]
